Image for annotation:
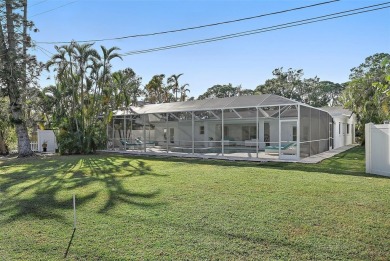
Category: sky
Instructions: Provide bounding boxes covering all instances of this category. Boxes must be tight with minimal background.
[29,0,390,98]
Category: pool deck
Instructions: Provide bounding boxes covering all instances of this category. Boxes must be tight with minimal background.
[99,144,359,164]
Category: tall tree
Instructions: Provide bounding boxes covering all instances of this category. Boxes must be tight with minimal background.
[255,68,345,107]
[111,68,143,108]
[144,74,166,104]
[179,83,190,101]
[167,73,183,102]
[255,68,304,101]
[317,81,345,107]
[46,43,121,154]
[0,97,10,155]
[0,0,39,157]
[341,53,390,143]
[198,83,245,100]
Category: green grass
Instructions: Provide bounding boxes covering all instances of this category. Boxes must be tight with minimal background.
[0,146,389,260]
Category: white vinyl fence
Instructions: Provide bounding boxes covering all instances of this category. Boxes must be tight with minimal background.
[30,142,38,152]
[365,123,390,177]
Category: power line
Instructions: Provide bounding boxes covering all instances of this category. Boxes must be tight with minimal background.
[121,3,390,56]
[31,1,78,18]
[124,5,390,56]
[29,0,49,8]
[36,45,52,58]
[36,44,54,56]
[36,0,340,44]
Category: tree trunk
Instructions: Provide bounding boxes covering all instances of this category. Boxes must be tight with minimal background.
[0,131,8,155]
[15,122,33,157]
[0,1,33,157]
[10,102,33,157]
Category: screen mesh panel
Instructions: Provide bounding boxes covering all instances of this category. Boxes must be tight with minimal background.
[109,96,334,160]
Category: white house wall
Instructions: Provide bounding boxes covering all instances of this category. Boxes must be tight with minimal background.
[280,121,297,144]
[37,130,57,152]
[333,115,356,149]
[152,118,280,148]
[113,129,156,142]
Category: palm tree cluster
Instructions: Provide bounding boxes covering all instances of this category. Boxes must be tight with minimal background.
[42,42,142,154]
[144,73,190,103]
[39,41,192,154]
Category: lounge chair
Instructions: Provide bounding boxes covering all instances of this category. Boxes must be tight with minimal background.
[120,139,142,149]
[135,138,156,147]
[223,136,235,146]
[265,142,296,155]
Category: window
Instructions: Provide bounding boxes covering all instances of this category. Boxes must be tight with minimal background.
[292,126,297,141]
[224,126,229,137]
[200,126,204,135]
[339,123,341,135]
[242,126,256,140]
[347,124,350,134]
[264,122,270,146]
[169,128,174,143]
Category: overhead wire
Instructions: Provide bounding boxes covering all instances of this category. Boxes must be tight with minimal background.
[29,0,49,8]
[121,3,390,56]
[36,0,340,44]
[36,45,52,58]
[35,44,54,56]
[31,1,78,18]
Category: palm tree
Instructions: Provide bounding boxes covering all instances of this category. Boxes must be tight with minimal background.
[162,86,174,103]
[46,43,121,154]
[167,73,183,102]
[72,43,100,132]
[111,68,143,108]
[145,74,165,104]
[180,83,190,101]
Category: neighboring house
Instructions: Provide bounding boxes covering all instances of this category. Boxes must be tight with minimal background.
[321,106,356,149]
[37,130,58,153]
[108,94,356,161]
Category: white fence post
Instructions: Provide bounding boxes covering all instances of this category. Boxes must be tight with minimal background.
[365,122,390,177]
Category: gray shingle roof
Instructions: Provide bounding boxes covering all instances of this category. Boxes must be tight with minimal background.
[320,106,353,117]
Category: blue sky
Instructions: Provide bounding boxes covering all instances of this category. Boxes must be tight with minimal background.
[30,0,390,98]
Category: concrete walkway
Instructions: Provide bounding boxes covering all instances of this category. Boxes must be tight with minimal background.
[299,144,359,164]
[99,144,359,164]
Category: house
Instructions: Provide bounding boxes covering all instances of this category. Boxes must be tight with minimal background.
[108,94,356,161]
[321,106,356,148]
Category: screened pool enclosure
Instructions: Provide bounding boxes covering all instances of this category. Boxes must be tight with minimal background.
[107,94,334,161]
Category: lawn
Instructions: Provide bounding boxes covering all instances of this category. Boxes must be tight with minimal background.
[0,146,389,260]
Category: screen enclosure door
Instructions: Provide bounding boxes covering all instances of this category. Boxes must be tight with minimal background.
[279,120,298,160]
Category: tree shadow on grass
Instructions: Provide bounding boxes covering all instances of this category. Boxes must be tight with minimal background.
[83,157,164,213]
[117,146,388,179]
[0,155,165,224]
